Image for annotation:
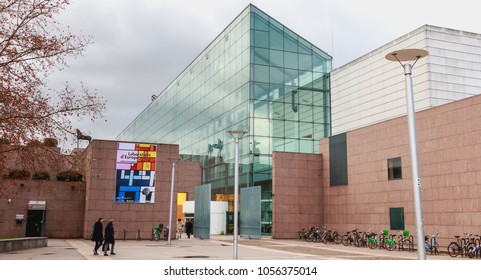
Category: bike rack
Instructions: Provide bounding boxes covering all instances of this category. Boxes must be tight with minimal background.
[409,235,414,252]
[473,237,481,258]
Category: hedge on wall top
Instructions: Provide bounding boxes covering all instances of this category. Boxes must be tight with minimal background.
[56,170,83,182]
[43,138,58,147]
[5,169,31,179]
[32,171,51,180]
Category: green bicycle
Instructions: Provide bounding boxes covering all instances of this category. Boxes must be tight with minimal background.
[367,230,396,251]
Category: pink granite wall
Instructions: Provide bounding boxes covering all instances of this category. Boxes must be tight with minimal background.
[0,179,86,238]
[321,94,481,246]
[272,152,323,238]
[82,140,201,240]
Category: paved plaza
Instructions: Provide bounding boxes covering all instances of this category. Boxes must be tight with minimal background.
[0,235,458,260]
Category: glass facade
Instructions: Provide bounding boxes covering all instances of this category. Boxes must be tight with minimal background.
[116,5,331,234]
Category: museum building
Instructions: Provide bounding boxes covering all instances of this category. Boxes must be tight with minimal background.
[2,5,481,245]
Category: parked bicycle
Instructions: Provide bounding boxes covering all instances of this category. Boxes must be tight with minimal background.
[367,230,396,251]
[467,234,481,258]
[396,230,413,252]
[151,223,163,241]
[319,226,342,244]
[447,233,476,257]
[425,233,439,255]
[341,228,362,247]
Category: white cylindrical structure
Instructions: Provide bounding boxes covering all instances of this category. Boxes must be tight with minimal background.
[404,63,426,260]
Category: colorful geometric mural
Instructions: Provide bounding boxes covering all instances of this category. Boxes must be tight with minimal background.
[115,143,157,203]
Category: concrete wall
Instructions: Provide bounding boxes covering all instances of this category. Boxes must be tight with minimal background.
[321,93,481,246]
[0,237,48,253]
[272,152,323,238]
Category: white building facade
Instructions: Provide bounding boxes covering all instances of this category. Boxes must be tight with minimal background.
[331,25,481,135]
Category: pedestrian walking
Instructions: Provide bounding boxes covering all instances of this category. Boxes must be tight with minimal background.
[185,219,193,238]
[91,217,104,255]
[176,218,184,239]
[103,219,116,256]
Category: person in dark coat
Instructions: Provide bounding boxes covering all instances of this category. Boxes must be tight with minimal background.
[92,217,104,255]
[103,219,116,256]
[185,219,193,238]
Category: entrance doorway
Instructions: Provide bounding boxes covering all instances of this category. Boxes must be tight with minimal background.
[25,210,45,237]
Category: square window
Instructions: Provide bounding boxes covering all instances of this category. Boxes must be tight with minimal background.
[388,157,402,180]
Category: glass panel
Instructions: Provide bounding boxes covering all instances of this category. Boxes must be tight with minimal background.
[272,119,284,137]
[270,101,284,119]
[284,69,298,86]
[269,85,284,101]
[253,13,269,31]
[253,47,269,66]
[313,54,326,72]
[252,136,270,155]
[284,121,299,138]
[252,82,269,100]
[272,137,284,152]
[299,122,313,139]
[313,106,325,123]
[299,54,312,70]
[284,32,297,52]
[284,52,298,69]
[298,89,312,105]
[253,118,270,136]
[253,100,269,118]
[270,50,284,68]
[284,138,299,152]
[299,105,313,122]
[254,30,269,48]
[269,66,284,85]
[299,71,312,88]
[313,73,327,89]
[254,65,269,83]
[284,90,299,121]
[312,91,325,107]
[299,139,313,153]
[298,37,312,54]
[269,24,283,50]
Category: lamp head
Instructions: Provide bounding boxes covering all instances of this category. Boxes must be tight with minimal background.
[385,49,428,62]
[227,130,248,138]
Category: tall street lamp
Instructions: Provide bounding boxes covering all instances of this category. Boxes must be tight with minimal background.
[385,49,428,260]
[167,160,175,245]
[227,130,247,260]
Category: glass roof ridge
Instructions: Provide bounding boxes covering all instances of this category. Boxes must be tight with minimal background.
[249,4,332,61]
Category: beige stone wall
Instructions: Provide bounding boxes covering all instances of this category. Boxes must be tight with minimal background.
[321,93,481,246]
[272,152,323,238]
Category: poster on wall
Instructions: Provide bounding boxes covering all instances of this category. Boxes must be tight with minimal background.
[115,142,157,203]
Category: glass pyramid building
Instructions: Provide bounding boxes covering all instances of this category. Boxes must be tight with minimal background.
[117,4,332,234]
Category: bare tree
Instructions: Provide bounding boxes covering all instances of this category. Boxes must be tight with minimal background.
[0,0,106,173]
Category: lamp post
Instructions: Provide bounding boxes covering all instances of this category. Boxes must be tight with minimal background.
[167,160,175,245]
[227,130,247,260]
[385,49,428,260]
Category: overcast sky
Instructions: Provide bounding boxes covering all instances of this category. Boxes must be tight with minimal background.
[48,0,481,151]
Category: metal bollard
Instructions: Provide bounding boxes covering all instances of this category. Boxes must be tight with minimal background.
[123,228,126,241]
